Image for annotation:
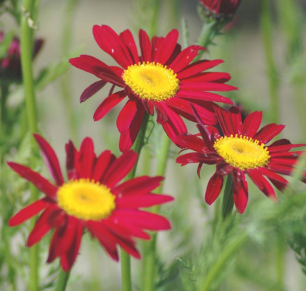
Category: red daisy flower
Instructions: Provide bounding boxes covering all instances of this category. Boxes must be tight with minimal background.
[69,25,236,152]
[175,105,306,214]
[198,0,242,15]
[8,134,173,271]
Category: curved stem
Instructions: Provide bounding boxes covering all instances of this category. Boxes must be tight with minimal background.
[121,113,150,291]
[54,269,71,291]
[20,0,39,290]
[199,232,248,291]
[143,132,171,291]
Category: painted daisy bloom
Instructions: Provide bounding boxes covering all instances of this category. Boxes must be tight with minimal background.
[198,0,242,15]
[8,134,173,271]
[69,25,236,152]
[175,105,306,214]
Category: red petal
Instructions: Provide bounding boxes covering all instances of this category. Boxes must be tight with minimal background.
[87,221,119,261]
[102,151,138,188]
[93,25,133,69]
[119,105,145,152]
[177,59,224,79]
[93,90,127,121]
[139,29,152,62]
[169,45,206,73]
[216,162,234,176]
[253,124,285,144]
[232,170,248,214]
[60,218,83,271]
[176,90,233,104]
[9,199,49,226]
[173,134,208,153]
[205,173,223,204]
[92,150,116,182]
[27,207,56,247]
[180,82,237,92]
[116,193,173,208]
[269,142,306,153]
[33,134,64,186]
[80,80,107,103]
[77,137,95,179]
[182,72,231,83]
[153,29,179,64]
[7,162,57,197]
[69,55,124,86]
[65,140,78,180]
[256,167,289,192]
[114,209,171,230]
[120,29,140,64]
[242,111,262,137]
[116,100,138,134]
[110,219,150,240]
[176,152,219,165]
[247,169,276,200]
[114,176,164,195]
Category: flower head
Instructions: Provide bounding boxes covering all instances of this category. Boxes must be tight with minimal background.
[175,105,306,214]
[8,134,173,271]
[198,0,242,15]
[69,25,236,152]
[0,31,44,83]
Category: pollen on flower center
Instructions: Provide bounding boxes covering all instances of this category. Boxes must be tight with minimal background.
[122,62,179,101]
[57,179,116,221]
[213,134,270,170]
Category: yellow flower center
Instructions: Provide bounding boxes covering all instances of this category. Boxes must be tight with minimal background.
[214,134,270,170]
[122,62,179,101]
[57,179,116,221]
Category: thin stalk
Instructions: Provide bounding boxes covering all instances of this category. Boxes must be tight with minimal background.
[143,132,171,291]
[60,0,80,140]
[221,175,234,220]
[54,269,71,291]
[121,112,150,291]
[199,232,248,291]
[260,0,280,124]
[0,84,9,158]
[194,20,219,62]
[148,0,161,37]
[20,0,39,290]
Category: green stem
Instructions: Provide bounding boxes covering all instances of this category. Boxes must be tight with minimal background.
[199,232,248,291]
[143,133,171,291]
[60,0,80,141]
[275,234,286,288]
[148,0,161,37]
[20,0,39,290]
[54,269,71,291]
[221,175,234,220]
[194,20,219,62]
[121,112,150,291]
[0,84,9,159]
[260,0,280,124]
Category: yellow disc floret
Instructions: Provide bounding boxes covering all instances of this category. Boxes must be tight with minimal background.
[214,134,270,170]
[122,62,179,101]
[57,179,116,221]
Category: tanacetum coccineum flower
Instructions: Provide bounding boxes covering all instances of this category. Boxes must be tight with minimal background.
[69,25,236,152]
[175,105,306,214]
[198,0,242,15]
[8,134,173,271]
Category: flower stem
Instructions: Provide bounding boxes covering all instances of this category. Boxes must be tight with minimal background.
[194,20,219,62]
[143,132,171,291]
[221,175,234,220]
[121,112,150,291]
[54,269,71,291]
[199,232,248,291]
[20,0,39,290]
[260,0,280,124]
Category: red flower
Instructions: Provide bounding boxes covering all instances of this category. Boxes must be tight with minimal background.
[69,25,236,152]
[0,31,44,82]
[175,105,306,214]
[8,134,173,271]
[198,0,242,15]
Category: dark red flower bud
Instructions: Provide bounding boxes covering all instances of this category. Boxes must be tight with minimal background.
[0,31,44,83]
[198,0,242,15]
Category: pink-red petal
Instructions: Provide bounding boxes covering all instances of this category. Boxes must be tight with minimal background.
[80,80,107,103]
[205,173,224,205]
